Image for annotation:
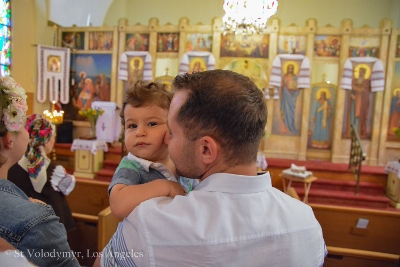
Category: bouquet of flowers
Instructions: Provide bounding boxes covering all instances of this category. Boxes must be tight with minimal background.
[78,107,105,137]
[393,127,400,138]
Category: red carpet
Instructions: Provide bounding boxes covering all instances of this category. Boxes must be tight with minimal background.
[266,158,399,212]
[266,158,385,175]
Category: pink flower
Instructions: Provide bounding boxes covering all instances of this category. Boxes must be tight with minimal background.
[12,98,28,112]
[39,129,48,137]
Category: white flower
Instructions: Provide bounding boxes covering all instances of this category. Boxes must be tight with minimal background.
[2,77,26,99]
[0,76,28,133]
[3,103,26,132]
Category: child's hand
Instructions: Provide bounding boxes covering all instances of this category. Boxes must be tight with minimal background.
[164,180,187,198]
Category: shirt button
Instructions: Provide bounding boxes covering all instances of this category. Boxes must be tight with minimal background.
[164,173,170,178]
[154,163,161,167]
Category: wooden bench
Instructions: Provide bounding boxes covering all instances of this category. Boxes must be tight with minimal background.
[311,204,400,267]
[325,246,399,267]
[66,178,111,266]
[98,206,122,251]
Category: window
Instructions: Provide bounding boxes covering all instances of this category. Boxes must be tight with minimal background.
[0,0,10,76]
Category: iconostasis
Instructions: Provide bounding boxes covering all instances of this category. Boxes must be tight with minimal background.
[58,17,399,165]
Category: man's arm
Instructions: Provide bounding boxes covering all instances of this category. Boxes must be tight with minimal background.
[109,179,186,218]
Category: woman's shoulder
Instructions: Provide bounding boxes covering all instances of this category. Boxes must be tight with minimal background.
[0,180,56,231]
[0,179,27,197]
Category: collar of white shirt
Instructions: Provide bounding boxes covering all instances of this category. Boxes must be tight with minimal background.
[194,172,272,194]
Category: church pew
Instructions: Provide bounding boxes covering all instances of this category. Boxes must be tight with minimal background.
[324,246,399,267]
[97,206,122,251]
[311,204,400,266]
[66,177,110,216]
[66,178,111,266]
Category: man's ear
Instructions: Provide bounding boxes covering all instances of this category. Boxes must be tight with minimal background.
[198,136,218,164]
[1,132,12,150]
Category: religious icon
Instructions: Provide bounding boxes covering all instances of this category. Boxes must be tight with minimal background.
[62,32,84,50]
[314,35,341,57]
[47,56,61,73]
[127,56,144,88]
[278,35,306,55]
[396,35,400,58]
[157,33,179,52]
[308,86,335,149]
[88,31,113,50]
[126,33,149,51]
[348,37,379,57]
[388,88,400,137]
[65,53,112,121]
[186,33,212,52]
[220,33,269,58]
[342,63,374,139]
[188,57,206,73]
[272,60,303,135]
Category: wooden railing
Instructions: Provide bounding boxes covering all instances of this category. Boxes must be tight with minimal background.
[349,124,366,195]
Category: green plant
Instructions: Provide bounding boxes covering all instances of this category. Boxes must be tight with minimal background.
[393,127,400,137]
[78,107,105,136]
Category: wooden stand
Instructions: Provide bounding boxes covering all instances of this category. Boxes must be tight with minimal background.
[385,160,400,209]
[71,139,108,179]
[73,149,104,179]
[281,173,317,204]
[386,172,400,209]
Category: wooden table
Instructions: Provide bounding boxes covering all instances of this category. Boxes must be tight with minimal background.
[281,173,317,203]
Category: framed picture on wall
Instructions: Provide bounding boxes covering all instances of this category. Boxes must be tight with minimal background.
[63,53,112,121]
[186,33,212,52]
[157,33,179,52]
[308,83,336,149]
[396,35,400,58]
[387,61,400,141]
[220,33,269,58]
[88,31,113,50]
[342,62,375,140]
[123,54,148,91]
[271,59,303,136]
[314,35,341,57]
[125,33,150,51]
[348,37,380,57]
[61,31,85,50]
[278,35,306,55]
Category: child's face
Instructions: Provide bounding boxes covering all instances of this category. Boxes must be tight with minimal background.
[124,104,169,162]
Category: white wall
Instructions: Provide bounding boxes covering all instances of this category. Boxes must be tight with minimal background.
[11,0,400,116]
[48,0,400,28]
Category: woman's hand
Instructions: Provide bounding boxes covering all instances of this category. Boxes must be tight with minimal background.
[29,197,47,205]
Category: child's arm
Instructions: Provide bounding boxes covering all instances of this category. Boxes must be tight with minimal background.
[109,179,186,218]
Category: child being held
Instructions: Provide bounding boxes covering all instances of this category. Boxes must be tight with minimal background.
[109,81,199,218]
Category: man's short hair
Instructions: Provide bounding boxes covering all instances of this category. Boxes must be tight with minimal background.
[172,70,267,165]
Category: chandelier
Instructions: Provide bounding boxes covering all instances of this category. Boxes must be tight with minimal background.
[222,0,278,35]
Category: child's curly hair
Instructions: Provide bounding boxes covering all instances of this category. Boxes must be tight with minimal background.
[120,80,173,127]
